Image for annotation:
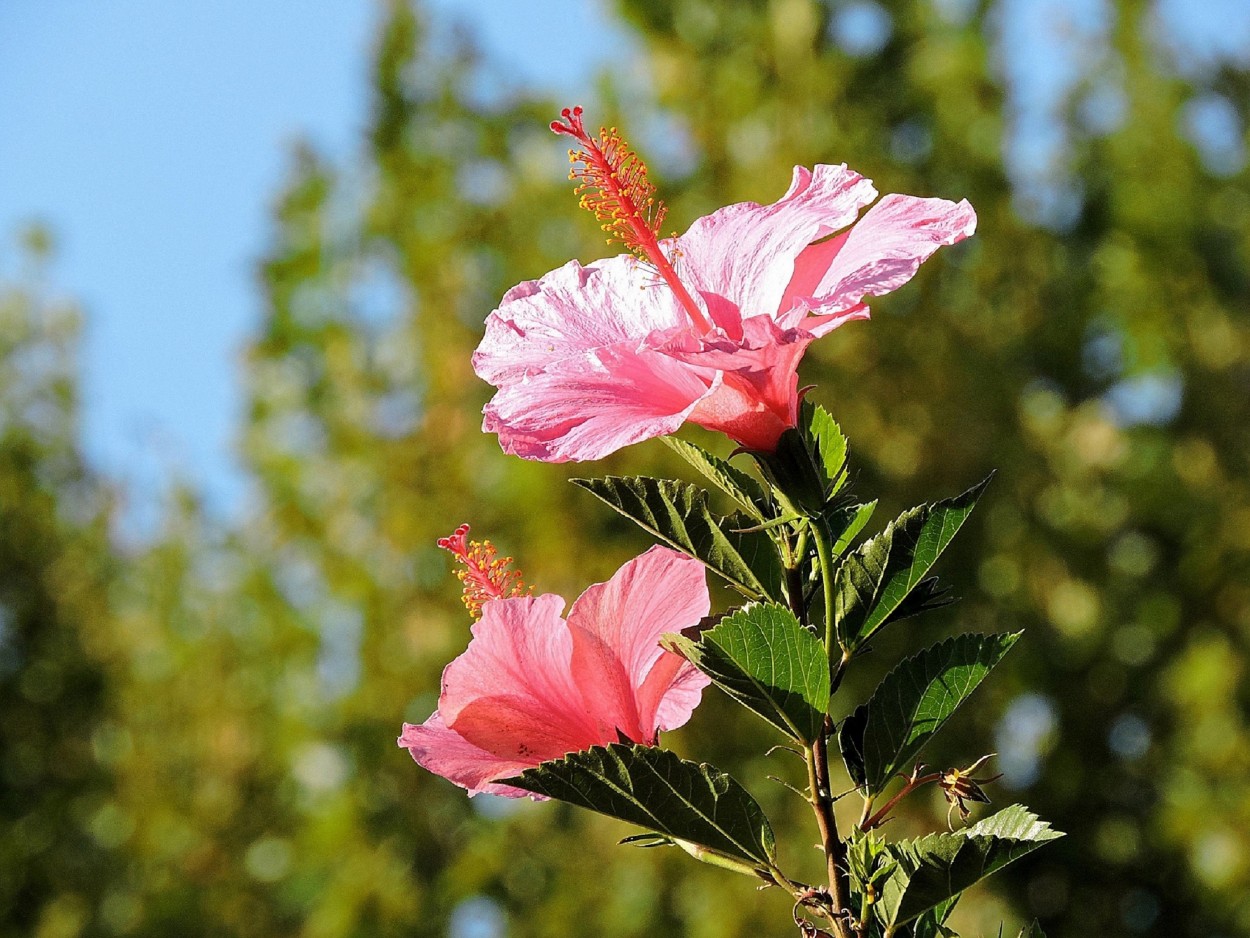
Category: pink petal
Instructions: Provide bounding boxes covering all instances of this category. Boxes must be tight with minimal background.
[566,547,711,741]
[481,342,714,462]
[665,316,818,451]
[805,193,977,310]
[639,656,712,735]
[398,713,538,799]
[439,594,602,762]
[674,164,877,323]
[474,256,688,386]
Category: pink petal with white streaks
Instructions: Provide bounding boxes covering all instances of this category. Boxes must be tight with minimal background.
[481,342,714,462]
[675,164,877,321]
[474,256,687,386]
[811,193,977,309]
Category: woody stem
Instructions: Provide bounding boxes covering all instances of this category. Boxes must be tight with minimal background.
[808,731,853,938]
[789,532,852,937]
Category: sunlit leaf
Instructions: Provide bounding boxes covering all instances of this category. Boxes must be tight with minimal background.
[845,632,1021,795]
[666,602,829,743]
[835,475,992,652]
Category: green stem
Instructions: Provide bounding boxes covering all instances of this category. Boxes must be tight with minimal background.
[809,520,842,666]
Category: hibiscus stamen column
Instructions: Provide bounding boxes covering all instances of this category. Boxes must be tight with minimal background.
[437,523,531,619]
[550,106,713,335]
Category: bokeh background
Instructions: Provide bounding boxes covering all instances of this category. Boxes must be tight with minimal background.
[2,0,1249,935]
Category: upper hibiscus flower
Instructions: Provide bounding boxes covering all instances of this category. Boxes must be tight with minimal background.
[399,544,711,798]
[473,106,976,461]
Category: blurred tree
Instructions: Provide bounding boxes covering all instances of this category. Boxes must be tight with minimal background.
[0,231,118,937]
[3,0,1247,936]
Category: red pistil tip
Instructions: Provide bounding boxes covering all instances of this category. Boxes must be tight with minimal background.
[438,523,531,619]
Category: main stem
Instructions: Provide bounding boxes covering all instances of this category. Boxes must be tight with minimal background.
[808,731,852,938]
[791,523,854,938]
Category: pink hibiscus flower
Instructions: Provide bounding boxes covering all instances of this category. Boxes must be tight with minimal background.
[474,107,977,460]
[398,545,711,798]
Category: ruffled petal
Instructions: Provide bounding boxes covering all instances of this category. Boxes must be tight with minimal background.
[566,546,711,741]
[803,193,977,311]
[674,164,877,322]
[474,256,688,386]
[481,343,714,462]
[398,713,538,799]
[439,594,602,762]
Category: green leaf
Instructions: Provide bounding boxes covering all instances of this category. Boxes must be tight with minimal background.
[503,743,776,870]
[851,632,1021,795]
[876,805,1063,928]
[666,602,829,743]
[573,476,783,600]
[804,401,849,498]
[619,832,674,848]
[911,898,959,938]
[835,475,992,652]
[662,437,771,520]
[838,704,868,789]
[1016,922,1046,938]
[879,577,955,629]
[824,499,878,558]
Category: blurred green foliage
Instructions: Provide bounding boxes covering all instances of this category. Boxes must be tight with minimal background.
[2,0,1248,935]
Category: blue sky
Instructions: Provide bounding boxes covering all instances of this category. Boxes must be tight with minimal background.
[0,1,1244,529]
[0,0,628,526]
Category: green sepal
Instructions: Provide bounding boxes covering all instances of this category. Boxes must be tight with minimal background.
[753,402,849,516]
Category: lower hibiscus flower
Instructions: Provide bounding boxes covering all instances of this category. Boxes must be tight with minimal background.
[399,545,712,797]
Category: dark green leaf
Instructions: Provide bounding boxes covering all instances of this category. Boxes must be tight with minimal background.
[835,475,992,652]
[666,602,829,743]
[879,577,955,629]
[619,833,674,848]
[504,743,776,870]
[911,898,959,938]
[662,437,771,520]
[1016,922,1046,938]
[573,476,783,600]
[856,632,1021,795]
[876,805,1063,928]
[838,704,869,789]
